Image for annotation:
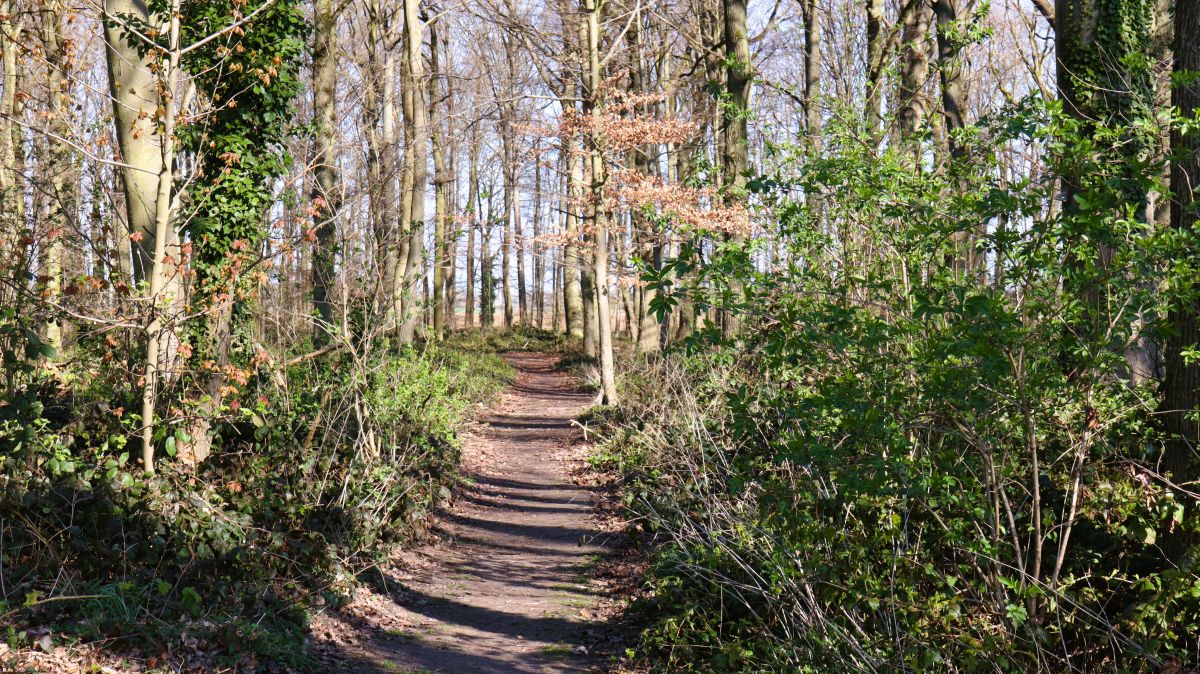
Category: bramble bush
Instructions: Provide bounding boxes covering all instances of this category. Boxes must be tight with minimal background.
[600,97,1200,672]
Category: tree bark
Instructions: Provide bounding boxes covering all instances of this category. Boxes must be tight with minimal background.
[481,180,496,326]
[898,0,932,142]
[0,0,19,279]
[465,122,480,328]
[719,0,750,340]
[533,139,545,328]
[564,132,585,339]
[311,0,340,345]
[398,0,426,344]
[430,11,449,340]
[39,0,73,352]
[137,0,182,472]
[104,0,174,290]
[584,0,617,404]
[1162,0,1200,561]
[864,0,884,137]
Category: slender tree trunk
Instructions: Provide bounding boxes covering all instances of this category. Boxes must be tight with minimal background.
[398,0,426,344]
[515,176,527,325]
[564,137,585,338]
[720,0,750,340]
[465,124,480,327]
[311,0,340,345]
[551,246,561,330]
[39,0,72,352]
[481,183,496,326]
[533,140,545,328]
[584,0,617,404]
[864,0,884,137]
[429,13,448,341]
[501,143,514,327]
[442,24,458,326]
[803,0,823,239]
[138,0,182,472]
[0,0,18,281]
[629,15,660,354]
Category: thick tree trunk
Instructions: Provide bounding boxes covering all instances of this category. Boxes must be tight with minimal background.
[931,0,972,271]
[105,0,174,291]
[898,0,932,141]
[1055,0,1153,339]
[1162,0,1200,561]
[931,0,965,148]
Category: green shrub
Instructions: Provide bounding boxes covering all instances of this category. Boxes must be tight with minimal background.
[0,338,513,667]
[601,97,1200,672]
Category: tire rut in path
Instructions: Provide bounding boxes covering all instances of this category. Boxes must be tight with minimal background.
[350,351,609,673]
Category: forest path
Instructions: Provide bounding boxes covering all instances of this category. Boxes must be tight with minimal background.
[332,351,611,673]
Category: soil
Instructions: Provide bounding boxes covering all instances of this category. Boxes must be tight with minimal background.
[319,351,616,674]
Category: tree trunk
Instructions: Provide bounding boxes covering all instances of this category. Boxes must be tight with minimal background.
[39,0,73,352]
[365,0,399,331]
[533,140,545,328]
[0,0,19,280]
[564,135,585,339]
[311,0,339,345]
[430,13,448,341]
[931,0,972,271]
[501,140,514,327]
[398,0,426,344]
[465,123,480,328]
[584,0,617,404]
[629,15,660,354]
[1162,0,1200,561]
[481,182,496,327]
[105,0,175,292]
[137,0,182,472]
[864,0,884,137]
[1055,0,1153,339]
[720,0,749,340]
[515,177,527,325]
[898,0,932,142]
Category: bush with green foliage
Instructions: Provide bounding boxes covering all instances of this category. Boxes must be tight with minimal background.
[602,97,1200,673]
[0,334,513,667]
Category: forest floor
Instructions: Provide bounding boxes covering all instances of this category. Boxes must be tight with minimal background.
[311,351,628,674]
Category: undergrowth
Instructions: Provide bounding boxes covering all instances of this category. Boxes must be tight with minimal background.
[0,332,514,670]
[593,100,1200,673]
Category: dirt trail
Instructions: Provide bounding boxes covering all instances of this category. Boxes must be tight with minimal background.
[336,351,610,673]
